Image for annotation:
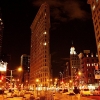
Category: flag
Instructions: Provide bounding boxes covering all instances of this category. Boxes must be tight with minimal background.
[95,65,98,70]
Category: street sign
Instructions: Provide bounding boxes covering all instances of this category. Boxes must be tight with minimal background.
[95,75,100,79]
[94,70,100,79]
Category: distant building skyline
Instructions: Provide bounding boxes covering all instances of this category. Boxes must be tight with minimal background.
[20,54,30,85]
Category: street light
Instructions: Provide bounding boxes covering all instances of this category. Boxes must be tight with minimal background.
[78,71,82,88]
[36,78,39,97]
[78,71,81,76]
[7,67,22,89]
[59,72,64,82]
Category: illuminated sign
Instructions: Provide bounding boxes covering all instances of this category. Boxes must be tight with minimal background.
[94,70,100,79]
[0,61,7,71]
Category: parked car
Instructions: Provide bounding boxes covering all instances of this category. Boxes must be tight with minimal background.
[80,89,92,96]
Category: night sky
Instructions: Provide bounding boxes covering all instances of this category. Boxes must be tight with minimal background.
[0,0,97,77]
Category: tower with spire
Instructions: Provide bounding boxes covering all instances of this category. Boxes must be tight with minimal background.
[0,8,3,59]
[70,42,80,87]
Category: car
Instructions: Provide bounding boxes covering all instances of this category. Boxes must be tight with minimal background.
[58,89,63,93]
[63,89,68,93]
[62,89,69,94]
[92,89,100,95]
[67,92,75,95]
[80,89,92,96]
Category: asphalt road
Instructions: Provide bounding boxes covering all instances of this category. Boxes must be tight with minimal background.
[54,93,95,100]
[85,95,100,100]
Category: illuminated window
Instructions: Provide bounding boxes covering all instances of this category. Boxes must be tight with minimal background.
[96,0,98,2]
[92,5,95,10]
[98,43,100,48]
[43,42,47,45]
[91,54,93,57]
[43,31,47,34]
[87,64,89,66]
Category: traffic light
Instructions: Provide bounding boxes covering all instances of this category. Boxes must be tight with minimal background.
[0,74,4,82]
[0,79,2,82]
[0,75,4,81]
[77,76,79,79]
[75,75,79,80]
[60,81,64,84]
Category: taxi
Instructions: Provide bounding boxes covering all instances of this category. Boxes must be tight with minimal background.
[80,89,92,96]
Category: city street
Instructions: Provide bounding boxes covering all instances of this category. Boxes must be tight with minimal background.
[53,92,98,100]
[0,90,100,100]
[86,95,100,100]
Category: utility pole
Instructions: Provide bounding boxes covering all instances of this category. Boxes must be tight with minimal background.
[10,70,12,89]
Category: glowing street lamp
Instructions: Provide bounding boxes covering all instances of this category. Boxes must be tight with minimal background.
[78,72,81,76]
[69,80,72,83]
[78,71,82,87]
[8,67,22,89]
[36,78,40,96]
[36,79,39,83]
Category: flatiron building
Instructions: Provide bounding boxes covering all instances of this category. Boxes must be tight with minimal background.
[30,2,51,88]
[87,0,100,66]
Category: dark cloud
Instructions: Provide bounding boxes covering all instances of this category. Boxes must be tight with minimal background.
[32,0,91,22]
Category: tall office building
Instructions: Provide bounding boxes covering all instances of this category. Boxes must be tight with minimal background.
[0,8,3,58]
[20,54,30,84]
[30,2,51,88]
[21,54,30,72]
[87,0,100,65]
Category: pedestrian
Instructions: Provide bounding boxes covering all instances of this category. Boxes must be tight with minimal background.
[30,94,35,100]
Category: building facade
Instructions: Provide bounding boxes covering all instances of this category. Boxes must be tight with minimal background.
[87,0,100,65]
[30,2,51,88]
[0,9,7,88]
[79,50,98,88]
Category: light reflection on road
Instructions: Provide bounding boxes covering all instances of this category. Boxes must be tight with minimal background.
[54,93,93,100]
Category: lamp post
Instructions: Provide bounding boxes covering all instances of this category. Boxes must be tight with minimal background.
[59,72,64,82]
[36,79,39,97]
[8,67,22,89]
[78,71,81,88]
[10,70,13,89]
